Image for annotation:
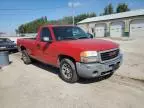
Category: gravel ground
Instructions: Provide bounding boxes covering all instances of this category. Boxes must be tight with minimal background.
[0,38,144,108]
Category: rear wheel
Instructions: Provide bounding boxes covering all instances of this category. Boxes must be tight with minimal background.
[60,58,79,83]
[22,50,32,64]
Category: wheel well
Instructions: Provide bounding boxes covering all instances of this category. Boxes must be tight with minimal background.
[58,55,76,63]
[20,46,26,51]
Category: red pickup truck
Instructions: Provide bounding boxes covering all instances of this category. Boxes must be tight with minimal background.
[17,25,122,83]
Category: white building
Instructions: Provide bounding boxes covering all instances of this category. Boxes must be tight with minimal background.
[77,9,144,38]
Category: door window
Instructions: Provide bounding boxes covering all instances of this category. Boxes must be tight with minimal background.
[40,28,52,41]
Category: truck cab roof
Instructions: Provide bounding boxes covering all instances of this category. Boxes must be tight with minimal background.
[42,25,75,28]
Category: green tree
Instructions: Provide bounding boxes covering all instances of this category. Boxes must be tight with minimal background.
[75,13,96,24]
[116,3,130,13]
[103,3,114,15]
[18,17,48,34]
[18,25,25,33]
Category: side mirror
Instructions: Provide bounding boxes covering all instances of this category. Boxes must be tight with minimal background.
[87,33,94,39]
[42,37,52,42]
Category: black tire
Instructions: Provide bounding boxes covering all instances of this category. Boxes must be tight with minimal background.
[21,50,32,64]
[106,72,114,78]
[60,58,79,83]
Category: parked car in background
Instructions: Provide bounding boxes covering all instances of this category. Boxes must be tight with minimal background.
[17,25,123,83]
[0,38,17,51]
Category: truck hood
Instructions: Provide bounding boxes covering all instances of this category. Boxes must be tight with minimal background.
[60,39,119,51]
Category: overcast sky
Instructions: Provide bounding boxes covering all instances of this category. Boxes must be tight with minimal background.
[0,0,144,35]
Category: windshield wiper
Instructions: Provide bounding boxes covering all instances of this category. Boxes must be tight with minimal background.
[77,36,89,39]
[63,37,77,40]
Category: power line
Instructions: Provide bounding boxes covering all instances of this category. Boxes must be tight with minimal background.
[0,5,68,11]
[0,14,35,15]
[0,6,69,16]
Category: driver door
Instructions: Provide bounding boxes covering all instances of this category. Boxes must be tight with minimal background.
[37,27,56,65]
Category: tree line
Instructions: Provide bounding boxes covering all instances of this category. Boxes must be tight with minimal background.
[16,3,130,34]
[16,16,47,34]
[16,13,96,34]
[100,3,130,16]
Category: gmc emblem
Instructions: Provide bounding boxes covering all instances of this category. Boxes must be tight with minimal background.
[109,51,116,56]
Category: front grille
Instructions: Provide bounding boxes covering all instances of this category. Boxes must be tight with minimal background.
[100,49,119,61]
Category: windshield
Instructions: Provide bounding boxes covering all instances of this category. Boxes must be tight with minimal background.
[53,26,89,40]
[0,38,12,43]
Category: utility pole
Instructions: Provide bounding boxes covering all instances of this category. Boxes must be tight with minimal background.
[72,3,75,26]
[68,1,80,26]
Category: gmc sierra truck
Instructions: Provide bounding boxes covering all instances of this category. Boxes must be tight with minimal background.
[17,25,123,83]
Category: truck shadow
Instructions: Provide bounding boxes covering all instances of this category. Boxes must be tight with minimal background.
[78,74,112,84]
[32,60,112,84]
[32,61,59,75]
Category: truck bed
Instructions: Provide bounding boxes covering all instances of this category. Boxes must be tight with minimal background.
[17,37,36,48]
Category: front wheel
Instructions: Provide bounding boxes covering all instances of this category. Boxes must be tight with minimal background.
[60,58,79,83]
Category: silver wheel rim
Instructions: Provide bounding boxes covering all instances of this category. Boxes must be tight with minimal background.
[61,63,72,79]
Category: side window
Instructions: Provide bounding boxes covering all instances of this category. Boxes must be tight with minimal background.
[40,28,52,41]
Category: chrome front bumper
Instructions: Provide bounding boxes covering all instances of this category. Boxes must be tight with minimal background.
[76,54,123,78]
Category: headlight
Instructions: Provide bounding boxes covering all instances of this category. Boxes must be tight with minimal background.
[80,51,99,63]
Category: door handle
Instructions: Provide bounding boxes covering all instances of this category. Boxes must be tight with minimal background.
[36,44,41,49]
